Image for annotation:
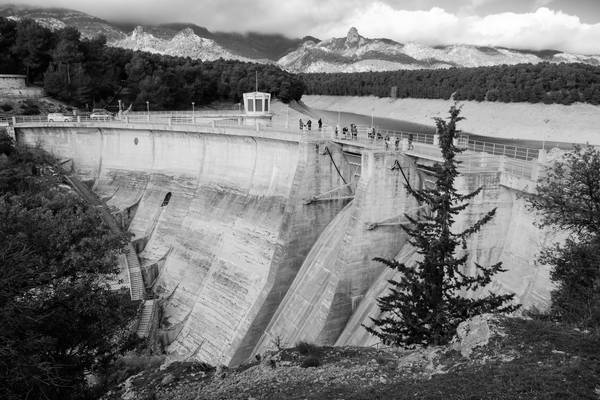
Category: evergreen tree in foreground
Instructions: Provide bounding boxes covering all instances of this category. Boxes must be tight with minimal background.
[365,106,519,347]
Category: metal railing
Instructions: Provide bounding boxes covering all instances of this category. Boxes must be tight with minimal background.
[11,114,543,173]
[12,114,337,145]
[328,124,540,162]
[466,140,539,161]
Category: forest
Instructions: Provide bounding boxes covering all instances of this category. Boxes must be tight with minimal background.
[301,62,600,105]
[0,17,305,110]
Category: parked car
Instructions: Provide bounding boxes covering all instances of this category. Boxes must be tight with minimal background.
[47,113,73,122]
[90,109,113,120]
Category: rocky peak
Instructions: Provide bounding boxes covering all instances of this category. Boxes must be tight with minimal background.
[345,27,362,47]
[176,27,196,38]
[131,25,145,38]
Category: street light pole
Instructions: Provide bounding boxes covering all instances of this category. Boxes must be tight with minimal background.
[192,102,195,123]
[146,101,149,121]
[371,107,374,128]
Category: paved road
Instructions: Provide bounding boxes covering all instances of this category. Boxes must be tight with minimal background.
[313,108,576,151]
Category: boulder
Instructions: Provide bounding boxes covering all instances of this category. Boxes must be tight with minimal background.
[452,314,501,358]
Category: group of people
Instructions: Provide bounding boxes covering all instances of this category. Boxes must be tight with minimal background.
[333,124,414,150]
[298,116,416,152]
[334,123,359,140]
[299,118,323,131]
[380,133,414,151]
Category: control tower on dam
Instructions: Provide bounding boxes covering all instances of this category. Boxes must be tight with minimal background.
[12,110,559,366]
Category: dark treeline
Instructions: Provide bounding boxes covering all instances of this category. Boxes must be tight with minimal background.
[302,63,600,105]
[0,17,304,110]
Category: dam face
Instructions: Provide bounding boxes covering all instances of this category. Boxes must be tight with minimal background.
[16,125,557,365]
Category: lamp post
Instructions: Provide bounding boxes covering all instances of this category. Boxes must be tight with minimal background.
[118,99,122,113]
[542,119,549,151]
[286,105,289,129]
[146,101,149,121]
[192,102,195,123]
[371,107,374,128]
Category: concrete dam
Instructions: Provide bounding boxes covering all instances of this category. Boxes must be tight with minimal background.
[13,116,557,366]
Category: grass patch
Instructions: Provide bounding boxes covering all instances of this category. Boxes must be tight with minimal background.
[335,318,600,400]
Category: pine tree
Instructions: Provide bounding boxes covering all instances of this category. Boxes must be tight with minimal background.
[365,106,519,347]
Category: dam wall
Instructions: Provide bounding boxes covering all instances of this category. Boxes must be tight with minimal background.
[335,169,558,347]
[251,152,422,355]
[16,124,557,365]
[253,156,557,352]
[15,126,351,366]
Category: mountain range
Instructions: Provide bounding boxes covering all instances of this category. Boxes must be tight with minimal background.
[2,4,600,73]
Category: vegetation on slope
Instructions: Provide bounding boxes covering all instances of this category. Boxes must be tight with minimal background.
[0,17,305,110]
[527,144,600,328]
[0,132,138,400]
[302,63,600,105]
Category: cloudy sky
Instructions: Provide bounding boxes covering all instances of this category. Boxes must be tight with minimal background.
[11,0,600,54]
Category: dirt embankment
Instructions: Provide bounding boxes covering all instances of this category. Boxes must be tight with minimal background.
[0,96,73,117]
[302,95,600,146]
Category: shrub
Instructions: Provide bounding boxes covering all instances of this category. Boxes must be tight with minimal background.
[296,341,320,356]
[527,145,600,330]
[20,100,40,115]
[0,103,13,111]
[300,355,320,368]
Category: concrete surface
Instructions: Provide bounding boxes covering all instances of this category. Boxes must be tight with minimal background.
[15,122,558,366]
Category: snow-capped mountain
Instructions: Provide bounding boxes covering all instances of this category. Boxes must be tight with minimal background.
[113,26,256,62]
[278,27,600,73]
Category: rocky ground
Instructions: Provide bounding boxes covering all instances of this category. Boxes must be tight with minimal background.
[102,315,600,400]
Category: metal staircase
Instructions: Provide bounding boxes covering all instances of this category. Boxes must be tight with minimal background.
[136,299,156,338]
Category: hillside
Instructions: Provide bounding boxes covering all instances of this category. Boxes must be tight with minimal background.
[2,5,600,71]
[102,316,600,400]
[0,4,125,41]
[112,26,255,63]
[0,4,305,62]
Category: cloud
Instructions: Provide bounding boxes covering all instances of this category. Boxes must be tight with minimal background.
[311,4,600,54]
[458,0,497,15]
[7,0,600,54]
[533,0,554,9]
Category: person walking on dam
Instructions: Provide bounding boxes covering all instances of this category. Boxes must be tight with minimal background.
[299,119,304,130]
[307,120,312,130]
[318,118,322,129]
